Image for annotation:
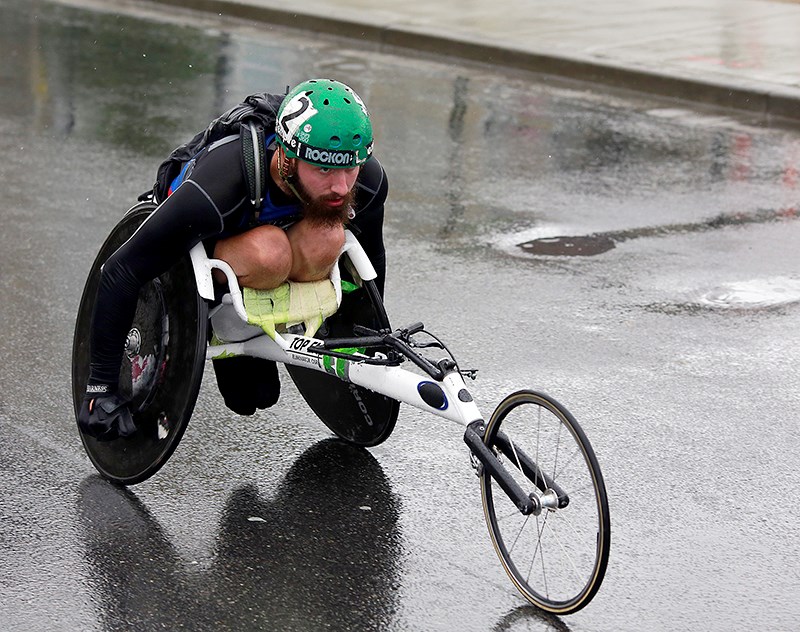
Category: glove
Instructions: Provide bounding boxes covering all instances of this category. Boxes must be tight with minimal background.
[78,392,136,441]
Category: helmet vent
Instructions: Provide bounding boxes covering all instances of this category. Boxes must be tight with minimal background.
[323,98,330,106]
[343,97,351,104]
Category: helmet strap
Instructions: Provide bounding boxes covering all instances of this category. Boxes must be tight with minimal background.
[277,148,306,203]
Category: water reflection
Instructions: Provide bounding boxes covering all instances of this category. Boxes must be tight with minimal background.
[5,0,800,248]
[492,605,572,632]
[441,75,470,237]
[517,206,800,257]
[77,439,402,631]
[644,275,800,315]
[1,0,226,154]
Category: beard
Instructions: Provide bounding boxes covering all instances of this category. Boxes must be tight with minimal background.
[296,180,355,228]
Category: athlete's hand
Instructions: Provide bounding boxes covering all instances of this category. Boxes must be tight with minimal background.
[78,393,136,441]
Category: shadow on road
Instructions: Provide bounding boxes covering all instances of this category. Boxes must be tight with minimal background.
[77,439,402,631]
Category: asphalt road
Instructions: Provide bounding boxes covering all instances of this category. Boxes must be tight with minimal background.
[1,0,800,630]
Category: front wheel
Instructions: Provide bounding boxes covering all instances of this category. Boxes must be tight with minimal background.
[480,390,610,614]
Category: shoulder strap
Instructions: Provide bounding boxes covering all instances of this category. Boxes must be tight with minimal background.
[241,121,267,207]
[153,92,284,205]
[239,93,283,208]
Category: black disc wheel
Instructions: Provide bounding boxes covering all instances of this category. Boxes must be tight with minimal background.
[480,390,610,614]
[286,278,399,447]
[72,201,208,485]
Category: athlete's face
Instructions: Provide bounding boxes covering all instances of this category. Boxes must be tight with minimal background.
[294,160,360,225]
[296,161,358,204]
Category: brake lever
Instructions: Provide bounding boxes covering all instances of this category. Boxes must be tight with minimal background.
[413,340,445,350]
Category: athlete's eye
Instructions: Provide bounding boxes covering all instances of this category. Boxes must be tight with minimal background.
[318,167,332,174]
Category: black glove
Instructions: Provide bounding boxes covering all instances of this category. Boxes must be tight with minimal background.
[78,393,136,441]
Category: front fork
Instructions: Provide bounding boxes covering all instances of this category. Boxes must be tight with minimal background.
[463,420,569,516]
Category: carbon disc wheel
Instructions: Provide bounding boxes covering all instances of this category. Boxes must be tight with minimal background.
[72,202,208,485]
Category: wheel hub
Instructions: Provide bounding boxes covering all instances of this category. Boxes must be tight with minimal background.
[125,328,142,358]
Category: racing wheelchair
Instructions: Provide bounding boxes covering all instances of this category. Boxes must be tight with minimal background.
[72,201,610,614]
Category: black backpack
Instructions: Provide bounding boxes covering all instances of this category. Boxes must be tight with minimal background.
[150,92,285,206]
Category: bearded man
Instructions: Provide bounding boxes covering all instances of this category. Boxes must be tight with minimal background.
[79,79,388,439]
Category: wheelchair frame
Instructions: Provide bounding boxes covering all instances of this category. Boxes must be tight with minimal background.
[73,203,610,615]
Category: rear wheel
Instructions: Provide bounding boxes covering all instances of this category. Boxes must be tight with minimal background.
[72,202,208,485]
[286,277,399,447]
[480,390,610,614]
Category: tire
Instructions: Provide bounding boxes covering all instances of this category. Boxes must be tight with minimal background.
[480,390,610,614]
[71,202,208,485]
[286,277,400,447]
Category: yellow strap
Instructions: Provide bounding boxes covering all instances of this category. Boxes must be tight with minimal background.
[243,280,339,339]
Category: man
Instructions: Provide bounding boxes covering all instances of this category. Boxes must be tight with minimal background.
[79,79,388,441]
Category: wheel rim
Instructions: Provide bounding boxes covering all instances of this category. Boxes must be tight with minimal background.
[480,391,610,614]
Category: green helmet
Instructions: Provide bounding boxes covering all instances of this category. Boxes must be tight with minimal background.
[276,79,373,168]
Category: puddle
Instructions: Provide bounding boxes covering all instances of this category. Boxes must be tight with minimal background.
[517,206,799,257]
[695,277,800,310]
[646,277,800,315]
[518,234,616,256]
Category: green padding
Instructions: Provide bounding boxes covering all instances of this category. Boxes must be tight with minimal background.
[341,280,360,294]
[244,280,339,339]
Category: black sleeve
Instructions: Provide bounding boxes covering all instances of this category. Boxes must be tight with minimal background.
[351,156,389,295]
[87,139,250,388]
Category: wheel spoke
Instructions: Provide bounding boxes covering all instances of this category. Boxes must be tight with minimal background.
[551,420,563,487]
[507,434,523,474]
[543,514,589,587]
[562,480,599,499]
[551,443,583,483]
[551,508,597,553]
[507,512,532,555]
[535,404,542,487]
[496,507,525,523]
[526,512,549,598]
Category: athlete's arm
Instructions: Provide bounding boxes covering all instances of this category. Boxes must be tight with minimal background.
[350,156,389,295]
[87,138,250,389]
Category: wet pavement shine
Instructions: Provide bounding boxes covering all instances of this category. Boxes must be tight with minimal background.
[136,0,800,122]
[1,0,800,630]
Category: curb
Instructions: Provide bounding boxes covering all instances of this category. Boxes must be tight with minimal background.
[145,0,800,124]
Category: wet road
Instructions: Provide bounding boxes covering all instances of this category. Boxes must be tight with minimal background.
[1,0,800,630]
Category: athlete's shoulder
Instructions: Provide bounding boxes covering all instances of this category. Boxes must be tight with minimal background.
[355,156,388,209]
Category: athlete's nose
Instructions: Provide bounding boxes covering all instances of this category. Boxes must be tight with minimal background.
[330,170,350,196]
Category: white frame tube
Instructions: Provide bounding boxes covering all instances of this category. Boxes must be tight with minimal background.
[193,229,484,426]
